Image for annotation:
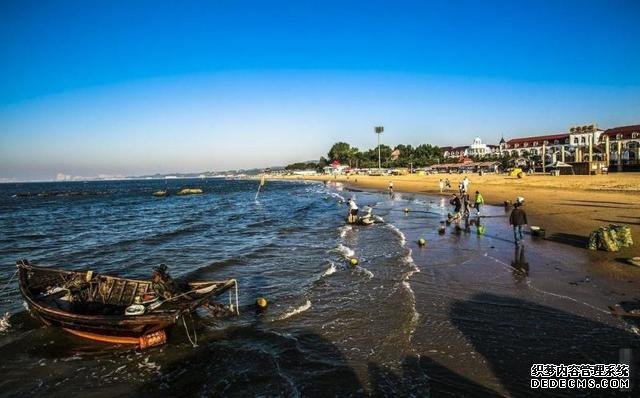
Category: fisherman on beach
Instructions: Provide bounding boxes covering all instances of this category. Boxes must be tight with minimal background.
[439,179,444,193]
[461,191,470,215]
[450,193,462,214]
[347,197,359,223]
[474,190,484,215]
[509,197,528,245]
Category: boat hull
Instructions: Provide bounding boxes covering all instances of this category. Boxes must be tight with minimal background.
[16,259,237,348]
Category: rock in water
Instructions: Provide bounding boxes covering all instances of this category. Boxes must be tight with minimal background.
[177,188,203,195]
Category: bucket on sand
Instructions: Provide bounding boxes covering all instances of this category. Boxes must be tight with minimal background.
[530,226,545,238]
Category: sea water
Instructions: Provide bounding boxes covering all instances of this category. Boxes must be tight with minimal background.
[0,179,637,396]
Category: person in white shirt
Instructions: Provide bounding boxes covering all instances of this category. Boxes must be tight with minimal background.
[346,198,359,222]
[462,176,470,193]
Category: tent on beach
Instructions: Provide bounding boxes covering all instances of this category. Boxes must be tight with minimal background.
[545,161,575,175]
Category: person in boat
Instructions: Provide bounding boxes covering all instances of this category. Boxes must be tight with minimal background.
[152,264,176,299]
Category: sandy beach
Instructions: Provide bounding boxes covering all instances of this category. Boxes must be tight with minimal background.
[285,172,640,261]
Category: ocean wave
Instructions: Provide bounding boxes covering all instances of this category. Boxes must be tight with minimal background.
[321,262,337,277]
[277,300,312,320]
[356,266,374,279]
[335,244,355,259]
[386,224,406,246]
[142,223,210,244]
[403,248,420,274]
[338,225,352,238]
[328,192,345,202]
[402,280,420,339]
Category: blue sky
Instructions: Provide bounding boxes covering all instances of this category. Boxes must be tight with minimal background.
[1,0,639,180]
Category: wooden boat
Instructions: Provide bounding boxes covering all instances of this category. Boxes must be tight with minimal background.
[16,259,238,348]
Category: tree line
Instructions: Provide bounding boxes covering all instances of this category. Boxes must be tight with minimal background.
[286,142,446,170]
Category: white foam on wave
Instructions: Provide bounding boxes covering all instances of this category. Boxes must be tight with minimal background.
[387,222,421,339]
[386,223,406,246]
[356,266,374,279]
[278,300,312,320]
[0,312,10,333]
[403,248,420,274]
[339,225,352,238]
[329,192,346,202]
[336,244,355,259]
[321,262,337,277]
[402,280,420,340]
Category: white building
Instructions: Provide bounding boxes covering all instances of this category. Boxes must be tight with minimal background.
[442,137,501,159]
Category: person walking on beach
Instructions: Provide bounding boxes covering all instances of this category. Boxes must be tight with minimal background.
[474,190,484,215]
[439,179,444,193]
[509,200,528,245]
[445,178,451,190]
[461,191,470,215]
[462,176,469,193]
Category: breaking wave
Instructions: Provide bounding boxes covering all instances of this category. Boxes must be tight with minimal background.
[278,300,312,320]
[338,225,352,238]
[386,223,406,246]
[335,244,355,259]
[321,262,337,277]
[355,266,374,279]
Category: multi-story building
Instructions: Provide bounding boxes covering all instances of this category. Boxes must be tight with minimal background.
[440,123,638,170]
[602,124,640,170]
[442,137,502,159]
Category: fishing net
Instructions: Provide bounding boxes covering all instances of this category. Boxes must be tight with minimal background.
[587,224,634,252]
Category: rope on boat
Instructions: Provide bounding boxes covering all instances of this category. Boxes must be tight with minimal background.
[0,270,18,297]
[182,313,198,347]
[228,280,240,316]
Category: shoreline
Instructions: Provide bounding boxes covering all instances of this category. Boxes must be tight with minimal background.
[277,172,640,261]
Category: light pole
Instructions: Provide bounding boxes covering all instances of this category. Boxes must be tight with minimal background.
[375,126,384,173]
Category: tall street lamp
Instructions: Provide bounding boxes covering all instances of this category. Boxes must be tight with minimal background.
[375,126,384,173]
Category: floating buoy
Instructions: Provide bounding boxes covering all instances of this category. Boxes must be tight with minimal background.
[404,208,409,213]
[349,258,359,266]
[256,297,268,310]
[418,238,426,246]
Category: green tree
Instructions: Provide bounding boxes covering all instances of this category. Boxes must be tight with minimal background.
[327,142,353,164]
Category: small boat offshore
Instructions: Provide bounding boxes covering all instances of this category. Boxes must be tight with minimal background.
[16,259,239,349]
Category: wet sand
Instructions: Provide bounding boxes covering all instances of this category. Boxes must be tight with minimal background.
[286,173,640,264]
